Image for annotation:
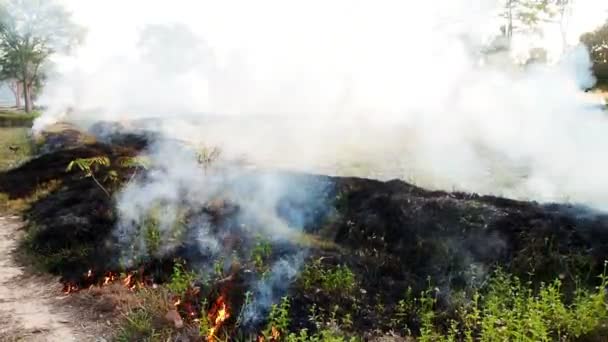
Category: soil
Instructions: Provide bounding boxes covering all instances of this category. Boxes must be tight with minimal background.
[0,215,111,341]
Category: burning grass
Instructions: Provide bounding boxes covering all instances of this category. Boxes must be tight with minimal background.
[3,127,608,340]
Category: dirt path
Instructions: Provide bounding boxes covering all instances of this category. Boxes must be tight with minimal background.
[0,215,100,342]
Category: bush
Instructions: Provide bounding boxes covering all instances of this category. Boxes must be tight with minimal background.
[300,260,356,295]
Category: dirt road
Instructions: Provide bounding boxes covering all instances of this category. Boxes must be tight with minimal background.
[0,215,97,341]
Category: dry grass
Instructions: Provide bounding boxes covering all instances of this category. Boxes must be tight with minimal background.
[0,127,34,171]
[0,179,62,213]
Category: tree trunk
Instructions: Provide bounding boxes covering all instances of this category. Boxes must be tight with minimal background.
[23,79,32,113]
[8,80,22,108]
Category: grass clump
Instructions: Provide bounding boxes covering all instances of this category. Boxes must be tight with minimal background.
[300,260,356,295]
[115,287,176,342]
[167,261,197,298]
[0,127,34,170]
[251,235,272,271]
[264,297,359,342]
[392,266,608,341]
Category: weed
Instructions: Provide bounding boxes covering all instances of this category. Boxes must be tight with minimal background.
[251,235,272,271]
[143,213,161,256]
[167,261,196,298]
[114,287,175,342]
[66,156,112,197]
[394,266,608,341]
[265,296,291,337]
[300,260,356,296]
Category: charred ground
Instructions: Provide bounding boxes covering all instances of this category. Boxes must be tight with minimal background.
[1,126,608,340]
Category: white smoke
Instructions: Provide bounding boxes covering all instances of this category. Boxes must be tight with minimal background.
[37,0,608,210]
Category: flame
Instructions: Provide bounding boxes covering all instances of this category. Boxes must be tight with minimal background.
[123,273,136,289]
[63,269,149,295]
[207,295,230,341]
[271,326,280,340]
[62,282,78,294]
[103,272,117,285]
[257,326,280,342]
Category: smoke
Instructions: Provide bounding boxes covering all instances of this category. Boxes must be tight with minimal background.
[31,0,608,323]
[36,1,608,209]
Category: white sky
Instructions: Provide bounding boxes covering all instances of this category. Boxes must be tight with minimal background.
[57,0,608,69]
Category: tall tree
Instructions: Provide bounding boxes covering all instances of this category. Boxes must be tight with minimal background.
[0,50,22,107]
[499,0,562,47]
[0,0,82,112]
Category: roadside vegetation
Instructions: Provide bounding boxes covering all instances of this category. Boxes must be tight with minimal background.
[0,126,33,171]
[110,259,608,341]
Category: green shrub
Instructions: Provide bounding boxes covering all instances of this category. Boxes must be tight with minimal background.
[167,261,196,298]
[251,236,272,271]
[393,266,608,341]
[300,260,356,295]
[265,296,291,337]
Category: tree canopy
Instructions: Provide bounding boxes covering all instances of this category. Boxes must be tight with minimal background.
[581,20,608,64]
[0,0,83,112]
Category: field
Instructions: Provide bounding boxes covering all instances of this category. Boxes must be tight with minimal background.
[0,127,33,171]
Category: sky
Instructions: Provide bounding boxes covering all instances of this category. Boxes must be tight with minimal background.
[55,0,608,70]
[33,0,608,210]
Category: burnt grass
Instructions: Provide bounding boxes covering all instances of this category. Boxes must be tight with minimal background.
[2,128,608,337]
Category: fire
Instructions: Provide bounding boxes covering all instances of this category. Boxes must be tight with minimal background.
[123,273,136,289]
[207,295,230,341]
[62,282,78,294]
[103,272,118,285]
[62,269,148,295]
[257,326,280,342]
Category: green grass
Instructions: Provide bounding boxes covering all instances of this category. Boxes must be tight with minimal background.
[0,109,40,127]
[299,260,357,296]
[396,267,608,342]
[0,127,34,170]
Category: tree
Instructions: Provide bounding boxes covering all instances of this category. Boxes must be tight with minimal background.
[581,20,608,64]
[499,0,574,49]
[0,52,22,107]
[0,0,83,112]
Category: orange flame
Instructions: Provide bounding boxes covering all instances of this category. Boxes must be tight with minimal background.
[62,269,149,295]
[62,282,78,294]
[257,326,280,342]
[271,326,280,340]
[207,296,230,341]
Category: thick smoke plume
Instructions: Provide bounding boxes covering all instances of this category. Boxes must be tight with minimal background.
[38,0,608,209]
[32,0,608,324]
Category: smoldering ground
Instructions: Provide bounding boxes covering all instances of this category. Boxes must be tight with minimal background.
[18,0,608,336]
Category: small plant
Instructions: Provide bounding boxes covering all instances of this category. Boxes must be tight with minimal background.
[114,287,174,342]
[391,286,416,335]
[300,260,356,295]
[418,282,438,342]
[116,309,157,342]
[199,298,211,337]
[142,209,162,256]
[66,156,112,197]
[196,145,221,171]
[251,236,272,271]
[265,296,291,337]
[167,261,196,298]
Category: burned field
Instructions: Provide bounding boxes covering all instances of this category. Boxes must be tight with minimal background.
[1,127,608,341]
